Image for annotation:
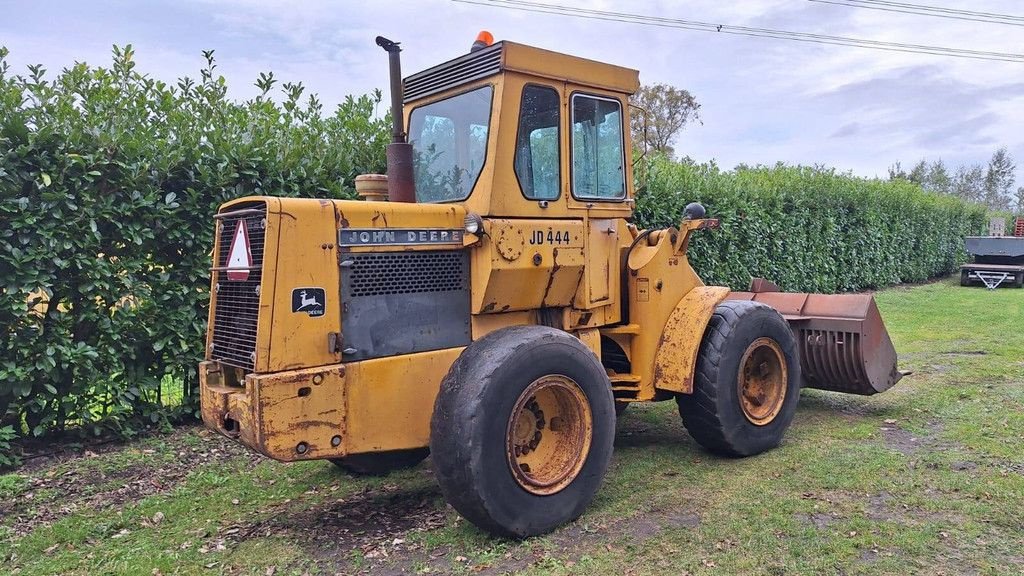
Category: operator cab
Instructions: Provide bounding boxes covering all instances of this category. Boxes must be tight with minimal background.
[401,36,640,220]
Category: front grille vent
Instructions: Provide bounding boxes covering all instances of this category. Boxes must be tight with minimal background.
[403,42,503,103]
[210,203,266,371]
[347,252,466,297]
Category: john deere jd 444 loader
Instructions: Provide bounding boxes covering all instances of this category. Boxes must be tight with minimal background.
[200,34,905,537]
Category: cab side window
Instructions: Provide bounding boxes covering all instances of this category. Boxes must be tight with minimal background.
[514,85,561,200]
[571,94,625,200]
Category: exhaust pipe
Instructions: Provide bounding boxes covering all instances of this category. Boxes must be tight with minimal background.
[375,36,416,203]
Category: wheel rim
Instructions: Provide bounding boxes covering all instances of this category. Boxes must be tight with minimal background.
[736,337,788,426]
[506,375,592,495]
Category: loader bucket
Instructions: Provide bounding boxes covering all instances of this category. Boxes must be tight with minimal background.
[727,280,905,395]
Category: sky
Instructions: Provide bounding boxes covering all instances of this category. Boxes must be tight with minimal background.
[2,0,1023,185]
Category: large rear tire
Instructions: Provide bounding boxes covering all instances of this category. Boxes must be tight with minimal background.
[430,326,615,538]
[330,448,429,476]
[677,300,801,457]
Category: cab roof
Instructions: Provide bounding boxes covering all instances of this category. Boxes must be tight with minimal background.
[403,40,641,103]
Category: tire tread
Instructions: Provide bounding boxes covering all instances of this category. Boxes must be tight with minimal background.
[677,300,800,457]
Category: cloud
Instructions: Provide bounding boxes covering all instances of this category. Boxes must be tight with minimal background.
[3,0,1024,185]
[915,112,1000,147]
[831,122,861,138]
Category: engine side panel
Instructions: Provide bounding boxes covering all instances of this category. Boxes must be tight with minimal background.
[341,251,471,362]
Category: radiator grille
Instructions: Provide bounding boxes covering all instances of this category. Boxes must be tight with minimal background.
[341,249,470,362]
[210,203,267,371]
[347,252,466,297]
[404,42,503,103]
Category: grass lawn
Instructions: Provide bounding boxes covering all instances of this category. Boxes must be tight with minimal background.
[1,278,1022,575]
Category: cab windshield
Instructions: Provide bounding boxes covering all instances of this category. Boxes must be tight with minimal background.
[408,85,493,203]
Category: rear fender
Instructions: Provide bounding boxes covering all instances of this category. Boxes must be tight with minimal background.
[653,286,730,394]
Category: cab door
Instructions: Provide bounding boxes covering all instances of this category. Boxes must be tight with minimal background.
[565,89,633,311]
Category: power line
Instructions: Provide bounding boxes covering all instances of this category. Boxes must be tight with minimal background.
[843,0,1024,22]
[457,0,1023,61]
[808,0,1024,27]
[452,0,1024,63]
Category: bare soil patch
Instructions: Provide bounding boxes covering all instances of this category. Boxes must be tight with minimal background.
[794,512,838,530]
[294,498,704,575]
[0,426,262,538]
[879,425,923,456]
[878,420,945,457]
[225,480,450,574]
[472,507,701,576]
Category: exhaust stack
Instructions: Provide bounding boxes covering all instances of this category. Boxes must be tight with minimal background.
[375,36,415,203]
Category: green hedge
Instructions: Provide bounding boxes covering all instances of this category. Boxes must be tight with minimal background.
[0,46,387,449]
[635,157,987,292]
[0,45,987,461]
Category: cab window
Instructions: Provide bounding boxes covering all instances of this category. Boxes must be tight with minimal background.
[408,85,493,203]
[515,85,561,200]
[571,94,625,200]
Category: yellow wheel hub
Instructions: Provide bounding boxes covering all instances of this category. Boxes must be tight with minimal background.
[506,375,592,495]
[737,337,788,426]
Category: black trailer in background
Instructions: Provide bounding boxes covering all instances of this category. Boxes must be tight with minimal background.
[961,218,1024,289]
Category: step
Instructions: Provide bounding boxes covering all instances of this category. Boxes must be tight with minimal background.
[602,324,641,335]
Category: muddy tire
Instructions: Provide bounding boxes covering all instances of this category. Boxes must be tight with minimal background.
[430,326,615,538]
[677,300,800,457]
[330,448,429,476]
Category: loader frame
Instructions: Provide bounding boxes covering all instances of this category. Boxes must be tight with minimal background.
[199,35,904,538]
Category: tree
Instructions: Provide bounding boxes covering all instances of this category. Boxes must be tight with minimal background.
[887,161,906,181]
[952,164,985,204]
[907,160,929,186]
[891,148,1019,210]
[925,160,951,195]
[629,83,701,157]
[983,147,1015,211]
[888,160,927,187]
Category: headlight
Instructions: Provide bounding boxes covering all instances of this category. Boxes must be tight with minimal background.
[464,213,484,235]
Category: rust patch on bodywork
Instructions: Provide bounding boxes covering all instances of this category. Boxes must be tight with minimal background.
[370,210,389,228]
[541,247,561,308]
[200,362,347,462]
[653,286,730,394]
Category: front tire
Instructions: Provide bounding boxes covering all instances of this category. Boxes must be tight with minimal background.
[430,326,615,538]
[678,300,801,457]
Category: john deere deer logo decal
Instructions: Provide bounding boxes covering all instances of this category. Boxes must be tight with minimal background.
[291,288,326,317]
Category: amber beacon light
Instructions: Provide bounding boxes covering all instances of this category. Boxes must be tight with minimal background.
[471,30,494,52]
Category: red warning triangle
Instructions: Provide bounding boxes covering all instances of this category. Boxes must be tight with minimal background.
[225,221,253,281]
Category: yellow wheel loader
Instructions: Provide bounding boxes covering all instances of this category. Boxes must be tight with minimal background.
[199,34,904,537]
